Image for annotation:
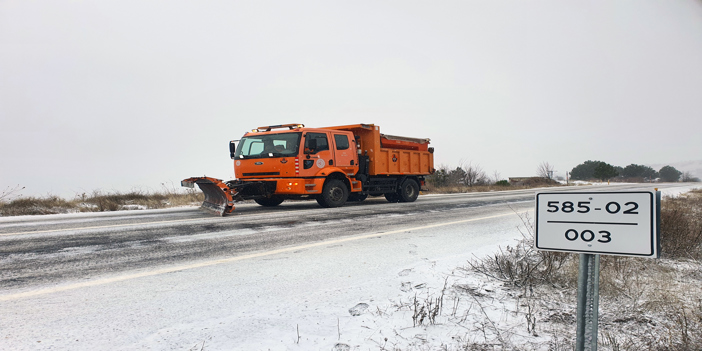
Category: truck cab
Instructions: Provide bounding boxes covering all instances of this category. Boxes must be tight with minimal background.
[231,124,361,207]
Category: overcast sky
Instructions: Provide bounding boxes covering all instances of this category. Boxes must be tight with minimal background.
[1,1,701,197]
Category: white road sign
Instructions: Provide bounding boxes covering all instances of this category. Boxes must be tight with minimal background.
[535,190,660,258]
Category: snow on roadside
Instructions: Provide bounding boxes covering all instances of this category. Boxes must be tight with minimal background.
[659,184,700,197]
[279,185,702,351]
[321,257,559,351]
[309,185,702,351]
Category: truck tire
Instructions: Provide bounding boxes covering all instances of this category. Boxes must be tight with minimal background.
[317,179,349,208]
[384,193,401,203]
[255,196,284,207]
[398,178,419,202]
[347,193,368,202]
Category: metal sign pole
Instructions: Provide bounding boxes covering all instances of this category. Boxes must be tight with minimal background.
[592,255,600,351]
[575,253,600,351]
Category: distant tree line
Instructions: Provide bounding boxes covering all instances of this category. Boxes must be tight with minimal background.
[427,159,698,190]
[569,160,699,182]
[427,160,560,189]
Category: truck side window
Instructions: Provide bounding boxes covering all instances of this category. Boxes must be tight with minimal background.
[334,134,349,150]
[304,133,329,154]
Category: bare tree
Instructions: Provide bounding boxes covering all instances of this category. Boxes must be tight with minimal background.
[0,185,25,203]
[536,161,555,179]
[491,170,502,185]
[459,160,487,187]
[681,171,701,182]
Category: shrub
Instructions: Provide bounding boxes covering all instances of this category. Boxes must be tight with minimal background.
[0,187,204,216]
[466,213,573,288]
[465,196,702,350]
[0,195,75,215]
[659,189,702,259]
[510,177,559,187]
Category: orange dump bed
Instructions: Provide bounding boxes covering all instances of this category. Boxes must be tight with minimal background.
[380,134,430,151]
[324,124,434,176]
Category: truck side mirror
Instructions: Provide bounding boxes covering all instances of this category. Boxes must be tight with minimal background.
[229,141,237,159]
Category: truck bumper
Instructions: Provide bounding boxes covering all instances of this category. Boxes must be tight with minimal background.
[271,178,324,195]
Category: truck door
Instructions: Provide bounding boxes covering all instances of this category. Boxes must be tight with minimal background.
[302,132,334,174]
[332,133,355,167]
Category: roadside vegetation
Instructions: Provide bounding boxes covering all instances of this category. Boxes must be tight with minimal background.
[0,184,203,216]
[425,162,561,194]
[569,160,700,183]
[424,177,559,194]
[388,189,702,350]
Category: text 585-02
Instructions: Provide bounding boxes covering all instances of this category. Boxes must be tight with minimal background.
[545,201,639,214]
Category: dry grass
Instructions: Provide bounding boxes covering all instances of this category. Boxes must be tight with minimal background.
[464,190,702,350]
[0,185,204,216]
[0,195,76,216]
[465,213,574,289]
[424,182,561,194]
[659,189,702,260]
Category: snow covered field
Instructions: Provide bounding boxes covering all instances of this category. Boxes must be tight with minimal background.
[0,185,699,350]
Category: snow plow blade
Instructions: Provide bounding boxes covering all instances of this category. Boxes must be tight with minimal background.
[181,177,235,216]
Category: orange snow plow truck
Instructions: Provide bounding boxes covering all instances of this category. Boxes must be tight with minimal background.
[182,123,435,215]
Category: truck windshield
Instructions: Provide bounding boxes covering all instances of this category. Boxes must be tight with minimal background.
[234,132,302,159]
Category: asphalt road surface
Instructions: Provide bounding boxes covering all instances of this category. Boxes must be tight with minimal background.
[0,183,685,294]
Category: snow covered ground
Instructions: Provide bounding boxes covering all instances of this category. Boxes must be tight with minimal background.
[0,185,698,351]
[2,202,534,350]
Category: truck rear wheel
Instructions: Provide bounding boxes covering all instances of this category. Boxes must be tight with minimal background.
[384,193,400,203]
[398,178,419,202]
[317,179,349,208]
[255,196,284,207]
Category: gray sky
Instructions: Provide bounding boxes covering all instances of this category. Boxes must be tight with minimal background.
[2,1,701,197]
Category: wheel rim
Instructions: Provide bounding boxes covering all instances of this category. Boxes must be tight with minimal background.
[405,184,416,198]
[329,187,344,202]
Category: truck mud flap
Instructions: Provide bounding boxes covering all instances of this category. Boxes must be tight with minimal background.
[181,177,235,216]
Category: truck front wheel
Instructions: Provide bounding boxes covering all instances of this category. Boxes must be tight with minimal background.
[398,178,419,202]
[317,179,349,208]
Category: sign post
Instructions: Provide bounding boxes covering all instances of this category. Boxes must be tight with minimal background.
[575,253,599,351]
[535,190,660,351]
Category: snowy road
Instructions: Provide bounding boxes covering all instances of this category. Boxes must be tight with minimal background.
[0,183,693,350]
[0,188,545,292]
